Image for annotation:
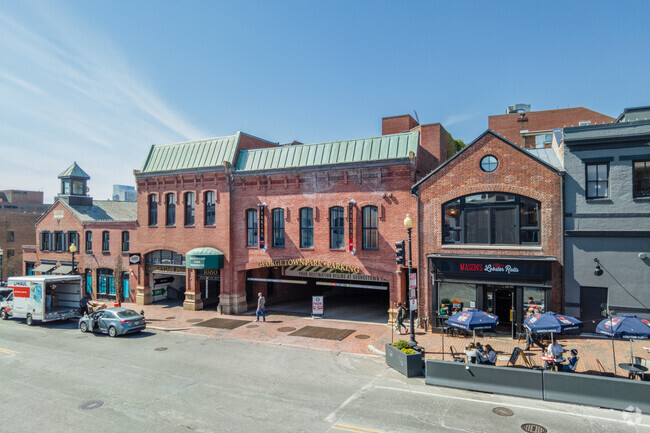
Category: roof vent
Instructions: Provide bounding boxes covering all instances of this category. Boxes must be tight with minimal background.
[507,104,531,114]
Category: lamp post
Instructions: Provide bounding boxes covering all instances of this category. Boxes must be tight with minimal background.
[404,214,417,347]
[69,243,77,275]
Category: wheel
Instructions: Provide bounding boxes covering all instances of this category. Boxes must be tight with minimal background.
[108,326,117,337]
[80,322,88,333]
[0,309,7,320]
[26,314,33,326]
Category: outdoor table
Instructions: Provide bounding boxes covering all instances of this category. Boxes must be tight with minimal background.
[618,363,648,379]
[540,355,566,370]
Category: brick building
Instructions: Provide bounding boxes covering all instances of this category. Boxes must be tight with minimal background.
[0,190,50,281]
[22,163,137,301]
[489,106,614,149]
[412,130,564,337]
[132,115,453,320]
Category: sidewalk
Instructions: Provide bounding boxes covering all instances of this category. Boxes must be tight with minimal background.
[125,302,649,377]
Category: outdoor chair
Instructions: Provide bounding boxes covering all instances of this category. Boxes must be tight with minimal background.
[634,357,650,381]
[449,345,464,363]
[596,359,615,377]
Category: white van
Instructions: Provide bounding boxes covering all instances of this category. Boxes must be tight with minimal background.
[1,275,82,325]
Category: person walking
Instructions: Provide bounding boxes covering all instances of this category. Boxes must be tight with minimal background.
[256,292,266,322]
[395,302,407,335]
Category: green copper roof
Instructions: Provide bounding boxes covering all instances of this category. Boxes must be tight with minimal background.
[58,162,90,179]
[140,134,241,174]
[235,131,419,172]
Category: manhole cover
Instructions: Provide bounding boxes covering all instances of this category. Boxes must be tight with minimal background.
[247,324,259,328]
[355,334,370,340]
[492,407,514,417]
[187,319,203,323]
[521,424,547,433]
[80,400,104,410]
[165,316,175,320]
[278,327,296,332]
[154,347,168,351]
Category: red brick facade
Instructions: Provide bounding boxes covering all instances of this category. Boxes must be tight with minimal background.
[414,131,564,333]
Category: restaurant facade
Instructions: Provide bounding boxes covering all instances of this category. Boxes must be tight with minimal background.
[412,130,565,337]
[132,115,454,319]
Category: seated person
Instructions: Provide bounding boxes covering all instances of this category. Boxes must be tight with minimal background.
[475,342,485,354]
[483,345,497,365]
[440,304,449,316]
[562,349,579,372]
[543,341,564,369]
[465,343,485,364]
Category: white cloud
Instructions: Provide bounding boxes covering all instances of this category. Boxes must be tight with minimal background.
[0,4,207,202]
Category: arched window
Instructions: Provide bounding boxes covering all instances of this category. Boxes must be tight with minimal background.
[204,191,215,226]
[330,206,345,249]
[442,192,540,245]
[272,208,285,247]
[148,194,158,226]
[300,207,313,248]
[362,206,378,250]
[166,193,176,226]
[246,209,258,246]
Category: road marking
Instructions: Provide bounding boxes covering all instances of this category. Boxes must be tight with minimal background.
[332,424,388,433]
[0,347,18,355]
[325,371,387,423]
[375,386,650,428]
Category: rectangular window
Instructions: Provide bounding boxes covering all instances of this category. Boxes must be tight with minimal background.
[272,208,285,247]
[121,231,129,252]
[247,209,258,247]
[300,208,314,248]
[85,231,92,252]
[465,209,489,244]
[362,206,378,250]
[185,192,195,226]
[54,231,64,251]
[68,231,79,250]
[148,194,158,226]
[7,231,14,242]
[166,193,176,226]
[205,191,215,226]
[7,249,14,259]
[586,163,609,199]
[41,231,50,251]
[633,160,650,198]
[330,207,345,249]
[492,207,517,244]
[102,231,110,252]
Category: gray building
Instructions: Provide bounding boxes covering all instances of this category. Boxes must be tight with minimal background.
[112,184,137,202]
[563,106,650,331]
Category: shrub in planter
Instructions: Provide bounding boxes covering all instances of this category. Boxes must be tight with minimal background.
[386,340,424,377]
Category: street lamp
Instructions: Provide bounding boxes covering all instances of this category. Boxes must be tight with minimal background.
[69,243,77,275]
[403,214,417,347]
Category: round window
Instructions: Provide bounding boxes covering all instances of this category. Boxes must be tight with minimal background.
[480,155,498,172]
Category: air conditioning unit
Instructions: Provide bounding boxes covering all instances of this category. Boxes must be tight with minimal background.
[507,104,531,114]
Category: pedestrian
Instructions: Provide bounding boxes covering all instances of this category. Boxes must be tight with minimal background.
[395,302,407,335]
[256,292,266,322]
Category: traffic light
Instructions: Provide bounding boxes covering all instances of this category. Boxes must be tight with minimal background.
[395,240,405,265]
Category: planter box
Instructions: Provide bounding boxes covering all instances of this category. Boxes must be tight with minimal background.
[385,344,424,377]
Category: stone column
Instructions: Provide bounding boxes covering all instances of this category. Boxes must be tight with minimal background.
[183,268,203,311]
[219,269,247,314]
[135,263,151,305]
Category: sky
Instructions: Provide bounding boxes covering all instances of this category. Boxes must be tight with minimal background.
[1,0,649,202]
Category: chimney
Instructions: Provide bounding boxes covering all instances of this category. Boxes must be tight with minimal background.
[382,114,420,135]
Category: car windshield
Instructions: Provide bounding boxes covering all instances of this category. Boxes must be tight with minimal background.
[117,310,139,319]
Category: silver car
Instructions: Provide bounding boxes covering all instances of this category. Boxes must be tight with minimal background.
[79,307,146,337]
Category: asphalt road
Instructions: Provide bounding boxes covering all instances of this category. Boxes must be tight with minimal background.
[0,318,648,433]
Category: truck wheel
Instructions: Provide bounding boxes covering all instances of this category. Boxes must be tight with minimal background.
[108,326,117,337]
[80,322,88,333]
[26,314,34,326]
[0,309,7,320]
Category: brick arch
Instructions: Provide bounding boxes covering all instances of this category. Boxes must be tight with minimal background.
[438,189,546,207]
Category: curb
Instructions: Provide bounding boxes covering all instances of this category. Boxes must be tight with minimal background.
[148,326,193,331]
[368,345,385,356]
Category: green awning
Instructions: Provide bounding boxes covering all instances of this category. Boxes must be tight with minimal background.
[186,247,224,270]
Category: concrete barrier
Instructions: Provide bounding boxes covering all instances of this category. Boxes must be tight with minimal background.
[543,370,650,412]
[425,359,544,399]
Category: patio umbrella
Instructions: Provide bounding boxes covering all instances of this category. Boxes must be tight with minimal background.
[446,309,499,344]
[524,311,583,348]
[596,314,650,374]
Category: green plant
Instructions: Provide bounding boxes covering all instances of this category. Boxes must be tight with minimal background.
[441,298,451,304]
[401,348,416,355]
[392,339,410,350]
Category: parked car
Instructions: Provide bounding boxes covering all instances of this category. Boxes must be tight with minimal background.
[79,307,146,337]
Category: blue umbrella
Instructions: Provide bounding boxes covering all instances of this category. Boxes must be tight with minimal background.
[596,314,650,369]
[446,309,498,343]
[524,312,583,348]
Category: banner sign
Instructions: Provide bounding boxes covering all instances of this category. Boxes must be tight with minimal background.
[259,205,265,249]
[259,259,360,273]
[348,202,354,252]
[312,296,323,315]
[410,298,417,310]
[409,272,417,289]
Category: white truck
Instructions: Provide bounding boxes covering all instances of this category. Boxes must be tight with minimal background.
[0,275,82,325]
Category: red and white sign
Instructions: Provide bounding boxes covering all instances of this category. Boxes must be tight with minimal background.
[312,296,323,315]
[11,286,30,298]
[409,298,417,310]
[409,273,416,289]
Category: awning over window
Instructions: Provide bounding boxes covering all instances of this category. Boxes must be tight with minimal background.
[34,264,56,273]
[186,247,224,270]
[52,265,73,275]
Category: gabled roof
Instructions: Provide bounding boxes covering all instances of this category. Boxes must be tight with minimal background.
[411,130,562,194]
[58,162,90,179]
[59,199,137,223]
[235,131,419,173]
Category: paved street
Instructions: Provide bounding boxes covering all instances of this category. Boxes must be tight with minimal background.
[1,317,648,433]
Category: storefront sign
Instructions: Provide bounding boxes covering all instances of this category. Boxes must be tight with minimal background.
[259,205,265,249]
[348,202,354,252]
[258,259,361,274]
[197,269,220,276]
[129,254,141,265]
[285,266,385,283]
[312,296,323,315]
[432,258,551,285]
[145,265,186,275]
